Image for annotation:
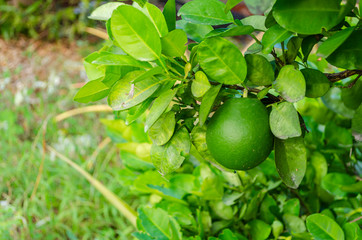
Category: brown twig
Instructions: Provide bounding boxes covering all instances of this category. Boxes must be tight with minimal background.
[325,70,362,83]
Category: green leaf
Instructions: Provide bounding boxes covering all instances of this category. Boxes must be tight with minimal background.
[352,104,362,141]
[89,2,124,21]
[120,151,154,172]
[132,66,164,84]
[244,0,275,15]
[102,66,137,87]
[322,87,355,119]
[225,0,243,13]
[178,0,234,25]
[138,206,181,240]
[245,54,274,86]
[283,198,300,216]
[205,25,254,38]
[145,88,177,131]
[260,194,277,224]
[191,71,211,98]
[310,152,328,185]
[317,27,355,58]
[83,52,106,81]
[343,222,362,240]
[133,0,147,7]
[341,79,362,110]
[148,111,175,145]
[201,175,224,200]
[301,68,330,98]
[240,15,267,31]
[74,80,109,103]
[163,0,176,31]
[302,35,319,62]
[134,2,169,37]
[283,214,306,234]
[324,122,353,149]
[161,29,188,57]
[209,201,234,220]
[199,84,222,126]
[92,54,152,68]
[111,5,161,61]
[198,37,247,85]
[151,127,191,175]
[286,37,303,63]
[262,24,292,54]
[133,232,154,240]
[272,221,284,239]
[270,102,301,139]
[321,173,356,197]
[248,219,272,240]
[273,0,353,34]
[275,137,307,189]
[306,214,345,240]
[176,20,213,42]
[108,71,160,111]
[126,98,154,125]
[274,65,306,102]
[219,229,240,240]
[327,30,362,70]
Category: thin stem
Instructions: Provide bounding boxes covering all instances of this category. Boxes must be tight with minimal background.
[325,70,362,83]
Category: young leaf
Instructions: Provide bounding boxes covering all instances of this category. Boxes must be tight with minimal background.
[274,65,306,102]
[111,5,161,61]
[317,27,355,58]
[224,0,243,13]
[306,214,345,240]
[191,71,211,98]
[176,20,213,42]
[245,54,274,86]
[148,111,176,145]
[74,80,109,103]
[163,0,176,31]
[108,71,160,111]
[327,30,362,70]
[178,0,234,25]
[151,127,191,175]
[199,84,222,126]
[270,102,301,139]
[301,68,330,98]
[88,2,123,21]
[198,37,247,85]
[134,2,169,37]
[273,0,352,34]
[352,104,362,141]
[275,137,307,189]
[205,25,254,38]
[145,88,177,131]
[262,24,292,54]
[92,54,152,68]
[83,52,106,81]
[161,29,188,57]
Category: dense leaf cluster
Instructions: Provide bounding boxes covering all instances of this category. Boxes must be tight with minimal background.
[75,0,362,239]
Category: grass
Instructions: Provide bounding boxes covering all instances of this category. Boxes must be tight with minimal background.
[0,39,140,239]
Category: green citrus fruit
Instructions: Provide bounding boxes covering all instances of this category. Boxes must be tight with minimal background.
[206,98,273,170]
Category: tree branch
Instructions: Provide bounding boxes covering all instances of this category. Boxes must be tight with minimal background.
[325,70,362,83]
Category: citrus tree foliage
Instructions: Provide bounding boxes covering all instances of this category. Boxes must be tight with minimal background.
[75,0,362,239]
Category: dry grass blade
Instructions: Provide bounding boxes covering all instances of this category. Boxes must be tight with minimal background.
[54,105,113,122]
[87,137,112,170]
[46,145,138,227]
[85,27,109,40]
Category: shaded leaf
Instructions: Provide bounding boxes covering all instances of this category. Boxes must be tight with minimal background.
[317,27,355,58]
[240,15,267,31]
[301,68,330,98]
[270,102,301,139]
[245,54,274,86]
[283,214,306,234]
[321,173,356,197]
[148,111,175,145]
[343,222,362,240]
[176,20,213,42]
[161,29,188,57]
[205,25,254,38]
[352,104,362,141]
[199,84,222,126]
[274,65,306,102]
[163,0,176,31]
[191,71,211,98]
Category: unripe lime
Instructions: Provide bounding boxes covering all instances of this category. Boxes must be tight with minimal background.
[206,98,273,170]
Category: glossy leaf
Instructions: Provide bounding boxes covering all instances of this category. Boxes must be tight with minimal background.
[111,5,161,61]
[306,214,345,240]
[301,68,330,98]
[273,0,353,34]
[92,54,152,68]
[145,88,177,131]
[275,137,307,189]
[178,0,234,25]
[352,104,362,141]
[317,27,355,58]
[163,0,176,31]
[148,111,175,145]
[245,54,274,86]
[205,25,254,38]
[176,20,213,42]
[74,80,109,103]
[198,37,247,85]
[199,84,222,126]
[161,29,187,57]
[262,24,292,54]
[151,127,191,175]
[270,102,301,139]
[83,52,106,81]
[191,71,211,98]
[108,71,160,111]
[89,2,123,21]
[274,65,306,102]
[134,2,169,37]
[240,15,267,31]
